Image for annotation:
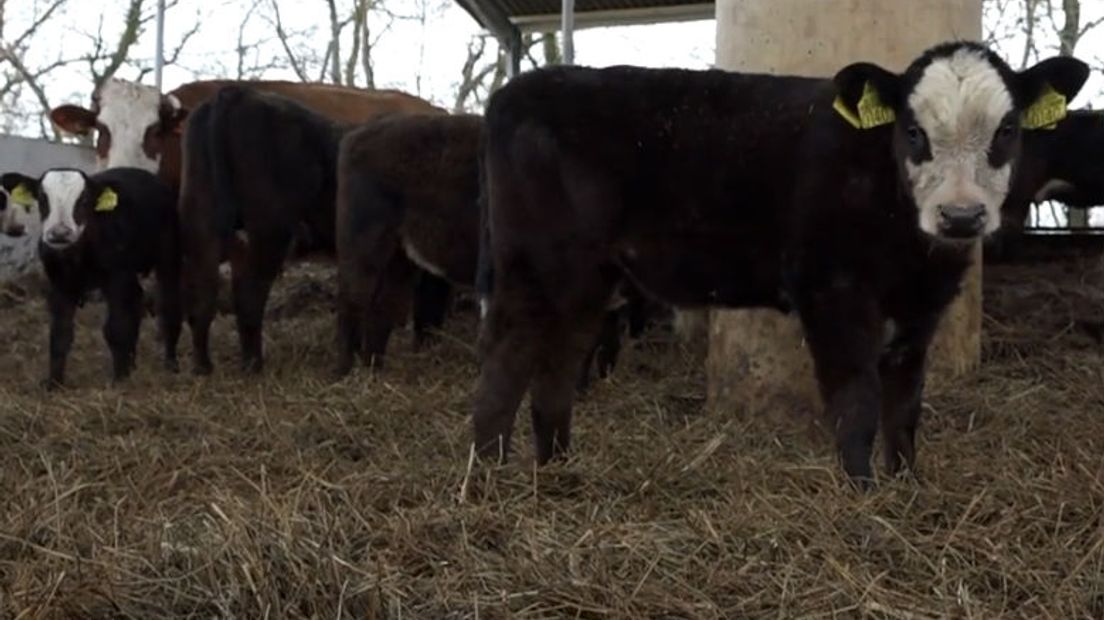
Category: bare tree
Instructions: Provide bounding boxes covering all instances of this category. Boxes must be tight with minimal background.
[325,0,342,83]
[0,0,71,137]
[269,0,312,81]
[452,32,555,114]
[266,0,421,88]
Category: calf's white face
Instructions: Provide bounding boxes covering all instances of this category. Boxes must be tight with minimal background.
[39,170,88,249]
[905,49,1015,238]
[0,183,38,237]
[833,43,1089,243]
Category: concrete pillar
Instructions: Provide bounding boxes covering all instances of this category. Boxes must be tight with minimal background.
[707,0,984,421]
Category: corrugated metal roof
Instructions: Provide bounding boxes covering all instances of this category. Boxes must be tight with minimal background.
[457,0,713,33]
[495,0,708,17]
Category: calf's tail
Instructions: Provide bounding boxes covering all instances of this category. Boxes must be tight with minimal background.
[474,135,494,319]
[208,86,249,240]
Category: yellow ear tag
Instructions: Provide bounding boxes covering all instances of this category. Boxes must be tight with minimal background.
[1022,83,1067,130]
[833,81,896,129]
[95,187,118,212]
[10,183,34,206]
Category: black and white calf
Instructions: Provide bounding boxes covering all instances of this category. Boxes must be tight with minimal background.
[3,168,182,387]
[476,42,1088,483]
[0,173,41,237]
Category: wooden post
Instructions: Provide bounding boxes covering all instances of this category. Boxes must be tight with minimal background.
[707,0,985,420]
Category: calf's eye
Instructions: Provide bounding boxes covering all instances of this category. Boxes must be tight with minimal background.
[906,124,926,147]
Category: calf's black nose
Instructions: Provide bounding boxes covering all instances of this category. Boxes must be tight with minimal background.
[938,204,987,239]
[45,226,73,244]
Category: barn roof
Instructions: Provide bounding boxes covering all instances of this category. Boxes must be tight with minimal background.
[456,0,713,34]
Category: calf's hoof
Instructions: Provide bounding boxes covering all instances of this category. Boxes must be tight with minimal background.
[40,377,65,392]
[413,331,440,352]
[330,363,353,383]
[164,358,180,373]
[846,475,876,493]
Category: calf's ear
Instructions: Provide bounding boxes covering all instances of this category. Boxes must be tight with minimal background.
[0,173,39,206]
[49,105,97,136]
[1016,56,1090,130]
[832,62,901,129]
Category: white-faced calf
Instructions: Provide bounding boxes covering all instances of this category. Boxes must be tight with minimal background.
[0,174,41,237]
[2,168,181,387]
[476,41,1088,484]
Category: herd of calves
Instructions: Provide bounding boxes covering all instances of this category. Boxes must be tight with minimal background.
[0,40,1100,487]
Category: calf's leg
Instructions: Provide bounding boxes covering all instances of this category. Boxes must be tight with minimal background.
[335,227,402,377]
[412,271,452,351]
[231,232,290,373]
[800,289,884,486]
[156,226,183,372]
[879,325,936,477]
[362,251,417,368]
[183,231,221,376]
[45,287,78,389]
[472,306,538,462]
[103,274,143,382]
[576,308,623,393]
[532,309,608,464]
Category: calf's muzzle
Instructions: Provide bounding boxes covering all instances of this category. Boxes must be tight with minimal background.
[937,203,987,239]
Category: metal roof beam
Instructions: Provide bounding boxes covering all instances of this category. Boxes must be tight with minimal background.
[456,0,522,44]
[511,2,713,32]
[456,0,523,76]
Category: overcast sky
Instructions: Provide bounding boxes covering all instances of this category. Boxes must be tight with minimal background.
[6,0,1102,125]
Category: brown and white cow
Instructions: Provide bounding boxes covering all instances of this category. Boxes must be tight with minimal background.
[49,78,440,190]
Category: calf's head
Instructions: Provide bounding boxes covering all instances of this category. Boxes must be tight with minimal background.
[49,78,187,173]
[0,173,40,237]
[3,170,120,250]
[833,42,1089,242]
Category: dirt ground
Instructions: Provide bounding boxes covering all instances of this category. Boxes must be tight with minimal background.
[1,255,1104,619]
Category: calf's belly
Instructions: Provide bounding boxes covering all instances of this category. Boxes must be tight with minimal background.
[616,237,786,311]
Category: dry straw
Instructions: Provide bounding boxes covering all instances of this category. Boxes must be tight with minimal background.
[1,258,1103,618]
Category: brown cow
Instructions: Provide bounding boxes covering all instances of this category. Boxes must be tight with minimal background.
[335,113,483,376]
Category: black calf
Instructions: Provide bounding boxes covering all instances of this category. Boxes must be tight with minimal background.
[4,167,181,387]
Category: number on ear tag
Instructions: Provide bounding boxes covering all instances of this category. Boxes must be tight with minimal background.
[1022,83,1067,131]
[833,81,896,129]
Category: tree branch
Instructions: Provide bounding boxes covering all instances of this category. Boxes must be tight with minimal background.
[0,43,58,139]
[324,0,341,83]
[9,0,67,52]
[94,0,145,88]
[270,0,309,81]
